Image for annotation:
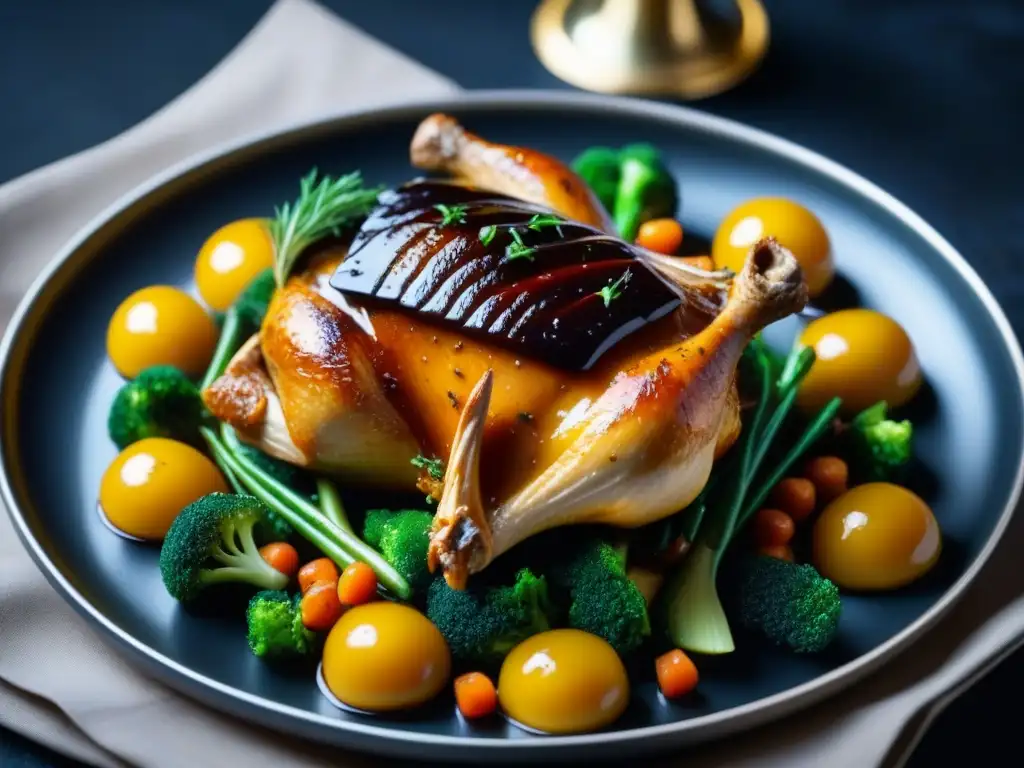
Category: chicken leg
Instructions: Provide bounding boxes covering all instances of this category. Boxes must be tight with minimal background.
[427,237,806,586]
[411,112,616,232]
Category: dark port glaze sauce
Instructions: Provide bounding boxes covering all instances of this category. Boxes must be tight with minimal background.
[329,180,723,371]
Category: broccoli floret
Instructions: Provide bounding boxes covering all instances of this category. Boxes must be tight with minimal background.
[426,568,551,664]
[736,556,841,653]
[107,365,205,450]
[571,147,620,214]
[159,492,288,602]
[363,509,433,591]
[845,401,913,482]
[614,144,678,242]
[572,144,679,243]
[246,590,317,658]
[549,540,650,654]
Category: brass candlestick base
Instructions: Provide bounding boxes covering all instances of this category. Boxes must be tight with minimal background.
[531,0,769,99]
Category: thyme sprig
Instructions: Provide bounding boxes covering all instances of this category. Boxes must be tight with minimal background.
[596,269,632,307]
[505,229,536,261]
[435,203,468,227]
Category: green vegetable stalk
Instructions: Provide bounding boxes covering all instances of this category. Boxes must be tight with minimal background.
[200,268,276,391]
[664,340,842,654]
[204,425,411,599]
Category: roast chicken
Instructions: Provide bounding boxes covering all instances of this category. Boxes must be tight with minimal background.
[204,113,808,588]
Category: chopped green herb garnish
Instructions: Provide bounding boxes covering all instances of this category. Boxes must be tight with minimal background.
[506,229,536,261]
[411,455,445,481]
[527,213,564,234]
[435,203,468,227]
[596,269,632,308]
[478,224,497,246]
[269,169,383,287]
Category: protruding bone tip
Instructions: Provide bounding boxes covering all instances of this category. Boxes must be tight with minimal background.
[748,237,803,287]
[410,113,462,169]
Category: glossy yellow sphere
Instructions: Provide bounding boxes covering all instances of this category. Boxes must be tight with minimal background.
[99,437,228,540]
[497,629,629,735]
[106,286,218,379]
[712,197,834,297]
[812,483,941,591]
[321,602,450,712]
[194,218,274,312]
[797,308,922,416]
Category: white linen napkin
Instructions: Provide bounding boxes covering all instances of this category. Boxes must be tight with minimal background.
[1,2,1022,766]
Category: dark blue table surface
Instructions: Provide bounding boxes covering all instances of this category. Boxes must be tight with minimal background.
[0,1,1021,766]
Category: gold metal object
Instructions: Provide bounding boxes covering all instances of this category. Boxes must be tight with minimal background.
[530,0,769,99]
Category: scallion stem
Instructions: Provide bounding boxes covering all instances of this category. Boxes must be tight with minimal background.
[316,478,353,534]
[738,397,843,527]
[706,342,773,559]
[777,345,813,391]
[202,427,359,571]
[218,425,409,598]
[200,308,242,391]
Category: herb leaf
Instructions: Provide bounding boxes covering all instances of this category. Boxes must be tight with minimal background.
[596,269,632,307]
[505,229,536,261]
[478,224,497,246]
[527,213,564,234]
[434,203,468,227]
[411,454,445,481]
[269,169,383,287]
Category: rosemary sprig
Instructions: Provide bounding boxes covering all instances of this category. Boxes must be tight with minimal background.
[269,168,383,287]
[434,203,467,227]
[596,269,632,307]
[505,229,536,261]
[478,224,497,246]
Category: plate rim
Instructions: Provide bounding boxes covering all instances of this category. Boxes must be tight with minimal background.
[3,89,1023,759]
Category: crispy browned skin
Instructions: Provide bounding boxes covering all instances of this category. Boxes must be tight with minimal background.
[204,115,808,588]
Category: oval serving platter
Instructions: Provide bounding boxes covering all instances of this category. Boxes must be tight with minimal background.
[2,92,1023,763]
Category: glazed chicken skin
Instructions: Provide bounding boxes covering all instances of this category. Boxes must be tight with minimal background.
[204,114,808,588]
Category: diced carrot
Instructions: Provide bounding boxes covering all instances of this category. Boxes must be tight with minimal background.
[803,456,849,504]
[259,542,299,578]
[769,477,817,522]
[636,219,684,255]
[656,649,699,699]
[759,544,795,562]
[753,508,796,547]
[298,557,339,594]
[454,672,498,719]
[300,581,343,632]
[337,562,378,606]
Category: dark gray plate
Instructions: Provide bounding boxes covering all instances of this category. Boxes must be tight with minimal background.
[2,92,1022,763]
